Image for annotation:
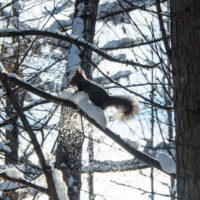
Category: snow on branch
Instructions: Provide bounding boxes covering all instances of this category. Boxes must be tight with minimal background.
[0,71,76,108]
[65,3,85,81]
[123,138,139,150]
[101,37,166,50]
[0,71,107,128]
[0,72,175,177]
[98,128,176,178]
[0,29,156,69]
[0,168,48,194]
[102,38,134,49]
[61,90,107,128]
[157,152,176,174]
[1,168,24,179]
[52,169,68,200]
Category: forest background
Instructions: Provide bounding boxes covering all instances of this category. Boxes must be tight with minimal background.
[0,0,199,200]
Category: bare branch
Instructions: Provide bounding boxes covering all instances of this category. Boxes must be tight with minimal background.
[155,0,171,59]
[82,160,149,173]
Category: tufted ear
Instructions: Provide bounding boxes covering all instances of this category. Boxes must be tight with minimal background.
[76,66,87,79]
[76,66,82,73]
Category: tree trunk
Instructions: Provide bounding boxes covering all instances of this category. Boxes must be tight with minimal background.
[1,8,20,198]
[172,0,200,199]
[5,100,19,164]
[56,1,99,200]
[1,6,20,166]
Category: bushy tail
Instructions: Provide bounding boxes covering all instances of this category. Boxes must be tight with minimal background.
[104,96,139,120]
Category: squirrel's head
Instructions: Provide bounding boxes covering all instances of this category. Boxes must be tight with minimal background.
[70,67,87,86]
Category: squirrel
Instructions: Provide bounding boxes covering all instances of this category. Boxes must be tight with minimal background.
[70,67,139,120]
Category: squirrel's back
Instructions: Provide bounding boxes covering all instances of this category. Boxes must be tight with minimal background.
[71,67,139,120]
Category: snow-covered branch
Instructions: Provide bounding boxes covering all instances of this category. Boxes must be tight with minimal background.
[0,29,156,68]
[0,169,48,194]
[0,72,175,178]
[101,37,168,50]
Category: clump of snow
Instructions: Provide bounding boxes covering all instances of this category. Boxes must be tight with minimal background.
[61,89,82,104]
[0,142,12,153]
[67,45,82,74]
[79,99,107,128]
[0,168,24,179]
[61,90,107,128]
[50,49,63,59]
[123,138,139,150]
[45,153,55,167]
[157,152,176,174]
[72,17,84,37]
[102,38,133,49]
[52,169,68,200]
[112,70,132,80]
[113,53,126,61]
[63,2,85,85]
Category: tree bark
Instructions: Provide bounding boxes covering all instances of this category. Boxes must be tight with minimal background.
[56,1,99,200]
[172,0,200,199]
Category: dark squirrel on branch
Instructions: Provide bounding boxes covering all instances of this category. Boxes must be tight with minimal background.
[70,67,139,120]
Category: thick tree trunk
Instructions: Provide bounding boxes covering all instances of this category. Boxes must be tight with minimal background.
[172,0,200,199]
[56,1,99,200]
[56,107,83,200]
